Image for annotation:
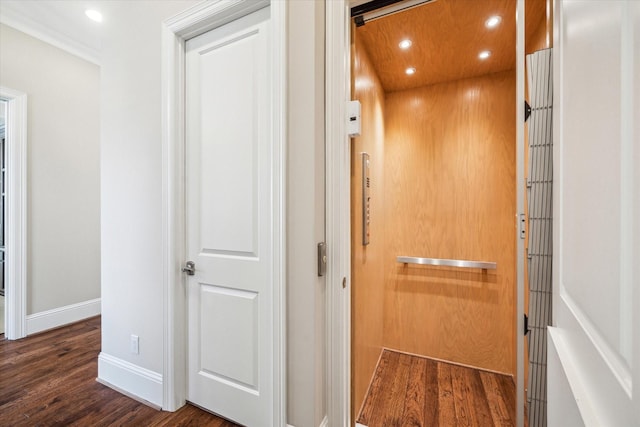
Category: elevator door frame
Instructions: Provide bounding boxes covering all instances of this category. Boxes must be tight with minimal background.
[324,1,527,426]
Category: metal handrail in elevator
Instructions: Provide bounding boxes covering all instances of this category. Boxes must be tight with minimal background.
[397,256,497,270]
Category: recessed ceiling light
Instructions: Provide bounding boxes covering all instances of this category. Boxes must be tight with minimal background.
[405,67,416,75]
[478,50,491,60]
[485,16,502,28]
[399,39,412,49]
[85,9,103,23]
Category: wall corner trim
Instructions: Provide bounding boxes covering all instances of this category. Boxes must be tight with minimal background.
[26,298,100,335]
[98,352,163,408]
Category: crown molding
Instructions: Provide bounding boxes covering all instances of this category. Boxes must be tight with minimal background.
[0,3,100,65]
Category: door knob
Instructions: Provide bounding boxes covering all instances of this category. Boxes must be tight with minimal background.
[182,261,195,276]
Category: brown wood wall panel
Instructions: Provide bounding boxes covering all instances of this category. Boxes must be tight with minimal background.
[526,0,553,55]
[351,34,387,416]
[382,71,517,376]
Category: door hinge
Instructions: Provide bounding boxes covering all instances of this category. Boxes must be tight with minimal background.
[317,242,327,277]
[525,100,532,122]
[519,214,526,239]
[524,314,530,335]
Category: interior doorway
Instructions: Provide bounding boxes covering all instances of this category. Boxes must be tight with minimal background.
[343,0,545,425]
[161,1,286,420]
[0,99,5,337]
[0,86,28,341]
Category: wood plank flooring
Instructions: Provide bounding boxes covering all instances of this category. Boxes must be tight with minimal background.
[357,349,519,427]
[0,316,239,426]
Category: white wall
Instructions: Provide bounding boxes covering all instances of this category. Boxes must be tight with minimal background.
[0,24,101,316]
[99,0,199,389]
[287,1,326,426]
[99,2,327,423]
[549,1,640,425]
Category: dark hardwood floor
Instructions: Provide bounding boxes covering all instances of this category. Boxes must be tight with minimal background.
[357,349,519,427]
[0,316,238,426]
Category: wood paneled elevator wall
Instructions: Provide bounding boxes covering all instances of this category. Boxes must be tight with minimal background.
[351,27,518,416]
[351,34,387,416]
[381,71,516,375]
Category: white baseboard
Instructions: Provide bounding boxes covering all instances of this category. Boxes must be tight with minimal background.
[98,352,163,408]
[26,298,101,335]
[287,416,328,427]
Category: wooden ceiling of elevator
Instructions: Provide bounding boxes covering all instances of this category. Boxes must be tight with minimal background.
[355,0,546,92]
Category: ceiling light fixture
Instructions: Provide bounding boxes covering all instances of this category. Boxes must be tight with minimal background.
[478,50,491,60]
[485,15,502,28]
[85,9,103,23]
[399,39,412,49]
[405,67,416,75]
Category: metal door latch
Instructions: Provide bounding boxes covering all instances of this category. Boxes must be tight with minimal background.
[317,242,327,277]
[182,261,195,276]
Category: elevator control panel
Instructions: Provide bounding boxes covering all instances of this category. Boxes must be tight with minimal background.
[362,152,370,246]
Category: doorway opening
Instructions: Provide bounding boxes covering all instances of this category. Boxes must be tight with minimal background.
[0,99,5,337]
[0,86,28,341]
[161,1,286,422]
[344,0,548,425]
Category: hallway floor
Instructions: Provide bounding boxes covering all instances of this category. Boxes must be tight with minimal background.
[0,316,239,426]
[357,349,519,427]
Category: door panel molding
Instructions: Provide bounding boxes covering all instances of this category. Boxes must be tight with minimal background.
[161,2,286,422]
[0,86,27,340]
[560,287,632,396]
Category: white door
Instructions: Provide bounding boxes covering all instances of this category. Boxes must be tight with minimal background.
[548,1,639,425]
[185,6,274,426]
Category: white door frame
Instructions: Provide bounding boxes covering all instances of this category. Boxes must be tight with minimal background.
[160,1,286,423]
[325,1,526,425]
[325,2,352,426]
[0,86,27,341]
[515,1,526,424]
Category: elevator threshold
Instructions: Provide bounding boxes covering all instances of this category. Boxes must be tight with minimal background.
[356,349,521,427]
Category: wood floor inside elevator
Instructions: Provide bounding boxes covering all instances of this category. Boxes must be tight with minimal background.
[356,349,521,427]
